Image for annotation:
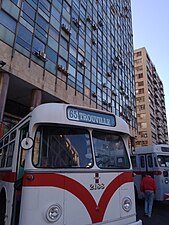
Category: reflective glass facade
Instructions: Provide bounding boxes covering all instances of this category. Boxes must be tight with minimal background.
[0,0,136,132]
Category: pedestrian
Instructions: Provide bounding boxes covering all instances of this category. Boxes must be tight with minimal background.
[140,173,156,218]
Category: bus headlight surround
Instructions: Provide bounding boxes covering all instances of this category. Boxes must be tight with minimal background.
[46,204,62,223]
[122,197,132,212]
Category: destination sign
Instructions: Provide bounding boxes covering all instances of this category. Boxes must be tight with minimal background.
[67,107,116,127]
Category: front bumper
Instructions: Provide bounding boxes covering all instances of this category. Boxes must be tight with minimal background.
[128,220,142,225]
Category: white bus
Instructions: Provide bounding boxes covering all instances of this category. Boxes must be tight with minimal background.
[131,144,169,201]
[0,103,141,225]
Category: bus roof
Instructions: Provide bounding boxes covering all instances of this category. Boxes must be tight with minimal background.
[30,103,130,134]
[134,144,169,154]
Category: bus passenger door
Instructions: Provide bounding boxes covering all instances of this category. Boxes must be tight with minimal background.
[11,124,29,225]
[136,155,146,199]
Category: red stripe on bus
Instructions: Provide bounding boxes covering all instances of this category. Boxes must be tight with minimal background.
[134,171,162,175]
[23,172,133,223]
[0,171,16,182]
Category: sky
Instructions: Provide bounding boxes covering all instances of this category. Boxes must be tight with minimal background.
[131,0,169,127]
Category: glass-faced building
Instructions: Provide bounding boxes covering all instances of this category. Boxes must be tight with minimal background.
[0,0,136,136]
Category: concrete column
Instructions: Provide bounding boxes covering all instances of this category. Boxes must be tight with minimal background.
[0,72,10,122]
[30,89,42,111]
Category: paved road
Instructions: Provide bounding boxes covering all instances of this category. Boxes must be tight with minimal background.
[136,200,169,225]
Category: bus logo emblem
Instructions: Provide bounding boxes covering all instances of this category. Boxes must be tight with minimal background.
[90,173,105,190]
[95,173,100,184]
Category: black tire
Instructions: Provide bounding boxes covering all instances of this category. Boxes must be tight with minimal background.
[0,189,6,225]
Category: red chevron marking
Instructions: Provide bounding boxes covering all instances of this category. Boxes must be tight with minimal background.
[23,172,133,223]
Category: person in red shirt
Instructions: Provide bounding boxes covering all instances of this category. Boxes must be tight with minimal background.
[140,173,156,218]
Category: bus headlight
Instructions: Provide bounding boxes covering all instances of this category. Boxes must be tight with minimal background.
[165,178,169,184]
[122,197,132,212]
[46,204,62,222]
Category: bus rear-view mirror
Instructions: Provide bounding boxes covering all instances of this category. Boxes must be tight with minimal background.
[21,137,33,150]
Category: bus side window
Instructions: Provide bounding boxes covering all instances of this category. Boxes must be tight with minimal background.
[0,149,2,166]
[140,155,145,168]
[147,155,153,168]
[0,140,2,148]
[0,141,2,167]
[1,146,7,167]
[6,142,15,167]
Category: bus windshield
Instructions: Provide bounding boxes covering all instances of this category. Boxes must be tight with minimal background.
[33,125,130,169]
[93,130,130,169]
[33,126,93,168]
[157,155,169,167]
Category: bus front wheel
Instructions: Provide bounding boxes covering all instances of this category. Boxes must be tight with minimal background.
[0,189,6,225]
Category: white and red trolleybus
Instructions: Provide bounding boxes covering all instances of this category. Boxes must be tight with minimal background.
[0,103,142,225]
[131,144,169,201]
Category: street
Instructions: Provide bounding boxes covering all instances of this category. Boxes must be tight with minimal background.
[136,200,169,225]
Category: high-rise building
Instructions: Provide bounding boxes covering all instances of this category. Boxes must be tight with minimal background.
[134,47,168,147]
[0,0,136,136]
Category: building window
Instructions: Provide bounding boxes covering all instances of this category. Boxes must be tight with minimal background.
[32,37,45,53]
[140,122,147,129]
[35,14,48,43]
[60,35,69,50]
[139,113,146,119]
[134,58,142,65]
[0,10,16,32]
[16,24,33,50]
[137,104,145,111]
[49,25,59,42]
[137,81,144,86]
[138,73,143,78]
[39,0,50,17]
[135,51,142,57]
[135,66,143,72]
[139,132,147,138]
[136,96,145,102]
[11,0,19,5]
[46,47,57,63]
[21,1,36,27]
[136,88,144,94]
